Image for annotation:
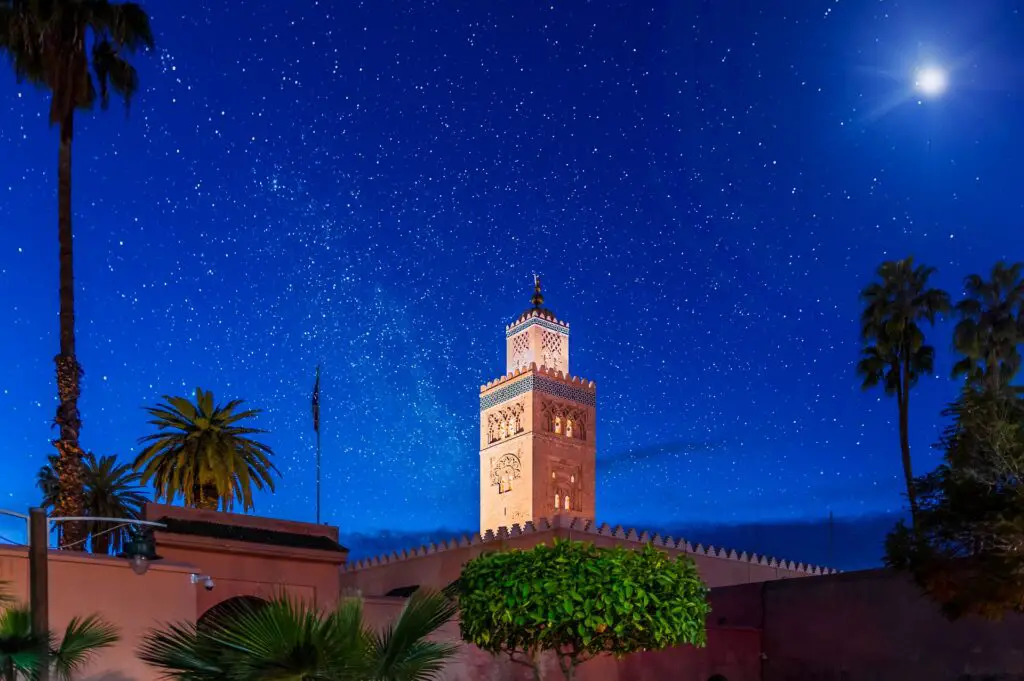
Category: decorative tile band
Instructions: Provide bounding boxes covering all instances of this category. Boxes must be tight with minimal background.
[480,374,596,411]
[506,316,570,338]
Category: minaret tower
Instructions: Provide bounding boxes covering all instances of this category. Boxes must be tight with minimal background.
[478,277,597,536]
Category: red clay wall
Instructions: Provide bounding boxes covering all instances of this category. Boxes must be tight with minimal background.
[340,524,820,597]
[144,502,345,613]
[0,546,198,681]
[755,569,1024,681]
[362,596,759,681]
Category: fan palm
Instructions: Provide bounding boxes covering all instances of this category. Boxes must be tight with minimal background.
[137,590,458,681]
[952,261,1024,393]
[0,604,118,681]
[134,388,279,512]
[857,257,950,520]
[37,453,147,554]
[0,0,154,550]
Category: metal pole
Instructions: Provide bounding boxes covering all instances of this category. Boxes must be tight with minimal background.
[29,507,49,681]
[316,427,322,525]
[828,510,834,568]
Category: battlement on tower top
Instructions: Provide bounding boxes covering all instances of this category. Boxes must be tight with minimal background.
[506,309,570,337]
[480,362,596,395]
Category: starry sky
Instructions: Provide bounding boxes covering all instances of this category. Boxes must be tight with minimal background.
[2,0,1023,567]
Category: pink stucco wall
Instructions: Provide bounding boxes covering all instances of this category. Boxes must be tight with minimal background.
[755,569,1024,681]
[340,523,818,597]
[0,546,198,681]
[143,502,345,613]
[362,595,757,681]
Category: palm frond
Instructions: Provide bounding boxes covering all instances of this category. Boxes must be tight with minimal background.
[50,615,119,681]
[138,594,457,681]
[137,621,226,681]
[365,590,459,681]
[134,389,278,511]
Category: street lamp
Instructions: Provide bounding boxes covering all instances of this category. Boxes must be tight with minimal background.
[0,507,165,681]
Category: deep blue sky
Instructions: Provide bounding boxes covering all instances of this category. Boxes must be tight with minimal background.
[2,0,1023,566]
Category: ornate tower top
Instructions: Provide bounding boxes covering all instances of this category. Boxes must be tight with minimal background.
[530,273,545,308]
[505,276,570,375]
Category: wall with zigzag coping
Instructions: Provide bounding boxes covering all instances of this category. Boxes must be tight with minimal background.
[340,514,835,597]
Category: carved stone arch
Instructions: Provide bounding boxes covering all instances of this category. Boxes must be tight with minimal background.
[487,400,526,444]
[198,595,268,630]
[568,407,588,441]
[491,452,522,494]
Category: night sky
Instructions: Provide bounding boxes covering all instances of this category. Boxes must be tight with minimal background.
[2,1,1023,568]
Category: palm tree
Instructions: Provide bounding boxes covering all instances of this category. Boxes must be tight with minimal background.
[0,604,118,681]
[857,257,950,520]
[134,388,279,512]
[37,453,148,554]
[137,590,458,681]
[952,261,1024,393]
[0,0,154,550]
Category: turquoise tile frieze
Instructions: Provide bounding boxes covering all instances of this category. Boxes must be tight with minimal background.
[505,316,569,338]
[480,374,595,411]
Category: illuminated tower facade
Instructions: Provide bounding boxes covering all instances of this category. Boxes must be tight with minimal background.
[478,277,597,535]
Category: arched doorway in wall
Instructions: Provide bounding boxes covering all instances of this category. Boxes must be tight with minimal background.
[198,595,269,630]
[708,675,728,681]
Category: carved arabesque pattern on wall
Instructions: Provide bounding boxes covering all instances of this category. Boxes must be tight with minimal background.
[540,399,588,441]
[539,329,564,371]
[486,400,526,444]
[490,452,522,494]
[511,332,530,357]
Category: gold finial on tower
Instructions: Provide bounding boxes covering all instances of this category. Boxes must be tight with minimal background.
[531,273,544,308]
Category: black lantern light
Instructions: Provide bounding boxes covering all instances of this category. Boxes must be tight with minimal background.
[119,527,162,575]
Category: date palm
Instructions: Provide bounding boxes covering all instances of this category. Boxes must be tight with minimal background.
[137,590,458,681]
[952,261,1024,393]
[0,0,154,549]
[857,257,950,520]
[0,604,118,681]
[37,453,147,554]
[134,388,279,512]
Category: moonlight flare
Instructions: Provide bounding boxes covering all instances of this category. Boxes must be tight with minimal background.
[914,65,949,97]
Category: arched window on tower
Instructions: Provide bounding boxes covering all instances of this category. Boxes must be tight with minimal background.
[564,495,570,511]
[565,419,573,438]
[554,416,562,434]
[554,493,560,510]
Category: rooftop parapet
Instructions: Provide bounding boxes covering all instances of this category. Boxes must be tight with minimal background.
[342,515,839,577]
[480,363,596,394]
[506,308,570,335]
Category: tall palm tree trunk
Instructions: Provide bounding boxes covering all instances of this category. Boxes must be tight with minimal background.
[898,362,919,524]
[52,115,86,550]
[194,483,220,511]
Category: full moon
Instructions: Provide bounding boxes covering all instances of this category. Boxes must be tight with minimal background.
[914,65,948,97]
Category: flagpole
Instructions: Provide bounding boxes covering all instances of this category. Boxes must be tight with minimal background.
[316,424,322,525]
[313,363,322,525]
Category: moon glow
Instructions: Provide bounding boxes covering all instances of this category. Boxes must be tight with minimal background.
[914,65,949,97]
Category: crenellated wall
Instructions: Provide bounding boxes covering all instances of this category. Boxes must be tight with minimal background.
[340,514,836,597]
[480,361,596,397]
